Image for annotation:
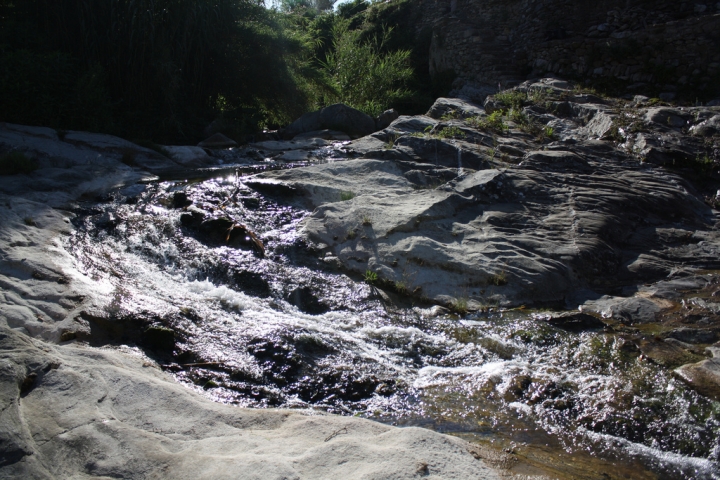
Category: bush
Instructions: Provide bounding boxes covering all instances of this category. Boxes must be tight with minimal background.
[322,20,414,117]
[0,151,38,175]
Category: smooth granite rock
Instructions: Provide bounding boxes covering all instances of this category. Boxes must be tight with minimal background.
[0,327,500,479]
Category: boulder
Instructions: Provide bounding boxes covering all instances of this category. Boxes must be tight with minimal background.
[293,129,351,141]
[644,107,689,129]
[282,104,375,140]
[0,123,178,195]
[666,328,718,344]
[252,82,720,308]
[535,312,607,331]
[637,337,704,368]
[376,109,400,130]
[197,133,238,149]
[675,346,720,400]
[690,115,720,136]
[426,98,484,120]
[587,297,665,325]
[162,146,216,167]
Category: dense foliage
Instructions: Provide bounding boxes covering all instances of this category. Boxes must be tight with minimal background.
[0,0,447,143]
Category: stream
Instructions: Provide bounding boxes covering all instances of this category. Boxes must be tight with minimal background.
[65,151,720,479]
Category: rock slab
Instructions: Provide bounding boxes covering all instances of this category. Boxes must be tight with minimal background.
[0,327,499,479]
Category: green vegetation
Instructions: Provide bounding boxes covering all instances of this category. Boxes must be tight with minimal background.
[383,134,400,149]
[494,91,527,110]
[363,269,378,284]
[469,112,509,134]
[0,0,441,143]
[488,270,508,286]
[449,296,468,315]
[322,20,413,117]
[440,110,460,121]
[340,191,356,201]
[361,214,372,226]
[0,151,38,175]
[393,280,408,294]
[434,126,466,139]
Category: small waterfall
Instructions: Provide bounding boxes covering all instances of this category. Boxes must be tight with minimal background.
[455,141,463,176]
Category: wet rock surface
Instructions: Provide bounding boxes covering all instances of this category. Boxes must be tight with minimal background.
[2,79,720,479]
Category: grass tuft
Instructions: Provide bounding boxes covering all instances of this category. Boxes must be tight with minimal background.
[340,191,356,201]
[468,111,508,134]
[434,126,466,139]
[449,296,469,315]
[364,270,378,284]
[489,270,508,286]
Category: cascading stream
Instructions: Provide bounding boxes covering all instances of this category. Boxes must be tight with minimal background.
[65,167,720,479]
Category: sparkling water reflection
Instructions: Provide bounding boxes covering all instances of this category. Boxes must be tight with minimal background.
[67,173,720,479]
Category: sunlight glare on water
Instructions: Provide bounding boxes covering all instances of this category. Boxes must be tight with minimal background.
[66,175,720,479]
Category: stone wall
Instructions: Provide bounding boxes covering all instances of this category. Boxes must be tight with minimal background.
[416,0,720,99]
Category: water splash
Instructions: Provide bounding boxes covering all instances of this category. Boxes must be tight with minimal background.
[65,176,720,479]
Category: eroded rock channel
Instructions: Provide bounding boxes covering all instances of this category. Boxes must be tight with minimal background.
[3,79,720,478]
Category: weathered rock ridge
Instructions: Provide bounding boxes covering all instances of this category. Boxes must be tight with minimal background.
[0,327,499,479]
[254,79,720,309]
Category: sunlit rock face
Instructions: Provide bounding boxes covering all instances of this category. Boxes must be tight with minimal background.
[255,84,720,309]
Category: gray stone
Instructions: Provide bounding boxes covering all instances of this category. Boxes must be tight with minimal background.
[667,328,718,344]
[586,297,664,325]
[675,346,720,400]
[197,133,238,148]
[0,124,177,195]
[247,81,720,308]
[640,276,711,299]
[162,146,217,167]
[690,115,720,136]
[644,107,688,128]
[293,129,351,141]
[483,96,505,115]
[376,109,400,130]
[427,98,485,120]
[282,104,376,140]
[535,311,607,331]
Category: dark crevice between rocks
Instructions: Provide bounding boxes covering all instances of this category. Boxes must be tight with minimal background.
[77,310,180,365]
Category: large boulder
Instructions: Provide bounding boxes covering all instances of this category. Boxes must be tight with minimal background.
[282,104,376,140]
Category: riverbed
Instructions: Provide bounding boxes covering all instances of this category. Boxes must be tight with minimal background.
[65,162,720,479]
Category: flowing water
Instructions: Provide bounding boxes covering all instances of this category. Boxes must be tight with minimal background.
[66,156,720,479]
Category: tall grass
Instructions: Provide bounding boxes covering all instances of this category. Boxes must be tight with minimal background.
[322,19,414,117]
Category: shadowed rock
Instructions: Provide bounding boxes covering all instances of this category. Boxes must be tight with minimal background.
[282,104,376,140]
